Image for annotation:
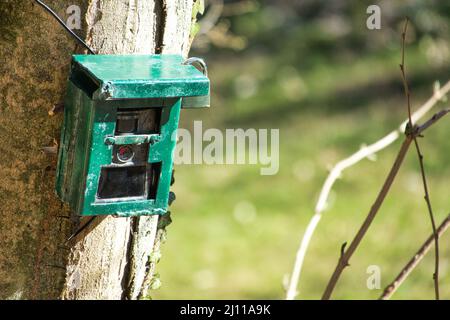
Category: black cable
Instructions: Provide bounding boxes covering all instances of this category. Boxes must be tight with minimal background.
[33,0,96,54]
[66,216,97,242]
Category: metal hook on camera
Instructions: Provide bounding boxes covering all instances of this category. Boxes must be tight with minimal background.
[183,57,208,77]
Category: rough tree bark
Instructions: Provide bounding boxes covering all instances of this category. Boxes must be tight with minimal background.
[0,0,194,299]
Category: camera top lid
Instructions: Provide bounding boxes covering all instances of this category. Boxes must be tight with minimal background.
[70,54,210,101]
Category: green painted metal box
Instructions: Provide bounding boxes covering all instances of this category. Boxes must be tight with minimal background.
[56,54,210,216]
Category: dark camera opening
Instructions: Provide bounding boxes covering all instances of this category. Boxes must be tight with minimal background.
[97,166,146,199]
[115,108,162,135]
[97,163,162,201]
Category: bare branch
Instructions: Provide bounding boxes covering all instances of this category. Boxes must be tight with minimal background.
[380,214,450,300]
[412,138,440,299]
[416,109,450,134]
[399,18,412,124]
[321,107,449,300]
[400,17,440,300]
[284,82,450,300]
[321,137,413,299]
[321,25,450,298]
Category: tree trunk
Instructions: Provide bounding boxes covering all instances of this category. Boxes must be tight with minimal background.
[0,0,194,300]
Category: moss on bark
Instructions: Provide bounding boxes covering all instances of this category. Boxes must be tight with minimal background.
[0,0,87,299]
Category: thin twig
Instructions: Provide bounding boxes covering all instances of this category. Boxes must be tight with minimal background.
[321,137,413,299]
[412,138,440,300]
[400,18,412,125]
[284,82,450,300]
[380,214,450,300]
[321,18,448,300]
[416,108,450,134]
[321,108,449,300]
[399,18,439,300]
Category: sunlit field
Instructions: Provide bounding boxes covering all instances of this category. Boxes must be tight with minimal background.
[153,2,450,299]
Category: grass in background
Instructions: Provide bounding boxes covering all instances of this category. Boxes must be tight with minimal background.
[153,5,449,299]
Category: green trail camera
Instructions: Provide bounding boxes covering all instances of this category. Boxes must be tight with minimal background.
[56,54,210,217]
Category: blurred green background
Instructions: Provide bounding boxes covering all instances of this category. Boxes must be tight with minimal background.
[153,0,450,300]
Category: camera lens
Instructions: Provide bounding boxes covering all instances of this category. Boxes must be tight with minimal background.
[117,145,134,163]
